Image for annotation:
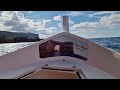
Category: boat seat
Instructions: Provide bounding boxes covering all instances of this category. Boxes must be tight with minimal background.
[20,68,80,79]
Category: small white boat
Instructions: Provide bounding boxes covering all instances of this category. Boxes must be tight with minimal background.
[0,16,120,79]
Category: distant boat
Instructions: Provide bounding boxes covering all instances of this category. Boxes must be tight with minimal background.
[0,16,120,79]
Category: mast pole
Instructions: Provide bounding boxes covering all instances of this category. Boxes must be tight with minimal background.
[63,16,69,33]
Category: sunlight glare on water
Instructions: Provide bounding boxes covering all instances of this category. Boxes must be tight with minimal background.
[0,42,35,56]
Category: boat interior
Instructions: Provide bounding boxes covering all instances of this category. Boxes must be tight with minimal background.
[18,64,87,79]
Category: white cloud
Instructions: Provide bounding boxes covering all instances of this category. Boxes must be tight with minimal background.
[39,27,57,35]
[69,11,83,17]
[42,19,51,26]
[99,13,120,28]
[69,19,74,24]
[70,22,98,31]
[58,23,61,28]
[54,15,74,25]
[71,12,120,31]
[89,11,120,18]
[0,11,3,15]
[28,11,32,13]
[0,11,57,35]
[53,15,62,21]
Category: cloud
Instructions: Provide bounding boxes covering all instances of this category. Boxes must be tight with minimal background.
[53,15,62,21]
[39,27,57,35]
[28,11,32,13]
[88,11,120,18]
[69,11,83,17]
[69,19,74,24]
[42,19,51,26]
[71,12,120,31]
[58,23,61,28]
[99,13,120,28]
[53,15,74,24]
[0,11,25,31]
[70,22,98,31]
[0,11,57,35]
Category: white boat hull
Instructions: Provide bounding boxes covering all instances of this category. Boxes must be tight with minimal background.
[0,32,120,79]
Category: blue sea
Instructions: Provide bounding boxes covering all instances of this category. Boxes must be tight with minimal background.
[0,37,120,56]
[89,37,120,53]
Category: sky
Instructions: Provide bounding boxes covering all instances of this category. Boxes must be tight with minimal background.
[0,11,120,39]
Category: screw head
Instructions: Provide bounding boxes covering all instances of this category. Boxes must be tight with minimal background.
[63,59,66,61]
[45,64,48,66]
[72,66,76,68]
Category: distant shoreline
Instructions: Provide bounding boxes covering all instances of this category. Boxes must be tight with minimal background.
[0,31,41,44]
